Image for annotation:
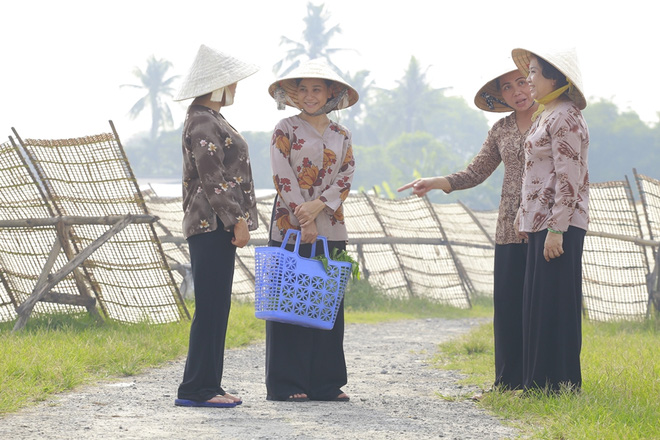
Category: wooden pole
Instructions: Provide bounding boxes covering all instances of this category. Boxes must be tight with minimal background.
[362,192,416,298]
[56,222,104,323]
[458,200,495,247]
[12,236,62,330]
[424,196,473,307]
[586,230,659,247]
[0,214,157,228]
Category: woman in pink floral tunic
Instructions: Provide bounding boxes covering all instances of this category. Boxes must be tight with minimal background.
[265,59,358,402]
[174,45,259,408]
[398,61,538,393]
[512,47,589,393]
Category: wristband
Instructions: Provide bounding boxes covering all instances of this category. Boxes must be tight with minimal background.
[547,227,563,234]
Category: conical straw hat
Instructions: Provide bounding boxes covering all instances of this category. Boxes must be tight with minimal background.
[511,46,586,110]
[174,44,259,102]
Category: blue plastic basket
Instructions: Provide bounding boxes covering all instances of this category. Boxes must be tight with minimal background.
[254,230,352,330]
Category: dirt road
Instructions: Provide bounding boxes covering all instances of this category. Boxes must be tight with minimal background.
[1,318,520,439]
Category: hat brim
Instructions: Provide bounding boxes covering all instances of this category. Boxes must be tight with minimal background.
[473,68,521,113]
[174,45,260,102]
[268,78,359,110]
[511,47,586,110]
[268,59,359,110]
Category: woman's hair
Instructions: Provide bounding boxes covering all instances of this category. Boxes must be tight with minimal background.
[295,78,334,88]
[534,55,568,88]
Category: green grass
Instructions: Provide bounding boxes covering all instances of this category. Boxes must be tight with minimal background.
[0,301,264,414]
[344,278,492,323]
[433,317,660,439]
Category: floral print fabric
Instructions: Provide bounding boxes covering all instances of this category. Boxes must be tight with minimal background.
[517,100,589,233]
[444,113,527,245]
[181,105,258,239]
[270,115,355,242]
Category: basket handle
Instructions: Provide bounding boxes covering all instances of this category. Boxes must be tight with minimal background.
[281,229,302,254]
[281,229,330,260]
[310,235,330,260]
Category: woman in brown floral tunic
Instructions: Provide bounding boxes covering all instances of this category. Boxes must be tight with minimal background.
[265,59,358,402]
[398,62,538,392]
[512,47,589,393]
[173,45,259,408]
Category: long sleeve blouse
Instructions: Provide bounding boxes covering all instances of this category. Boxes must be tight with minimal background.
[181,105,258,239]
[270,115,355,243]
[517,100,589,233]
[444,113,527,245]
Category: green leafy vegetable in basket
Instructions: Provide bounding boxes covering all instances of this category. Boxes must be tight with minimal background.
[313,248,360,280]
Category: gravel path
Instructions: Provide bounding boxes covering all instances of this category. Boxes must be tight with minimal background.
[1,318,520,439]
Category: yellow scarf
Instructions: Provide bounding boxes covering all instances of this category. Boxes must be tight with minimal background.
[531,81,573,121]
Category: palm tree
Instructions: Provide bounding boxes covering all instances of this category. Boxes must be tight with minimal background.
[122,56,179,142]
[273,2,349,76]
[359,56,454,145]
[392,56,441,133]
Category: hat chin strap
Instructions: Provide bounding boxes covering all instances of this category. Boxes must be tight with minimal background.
[210,86,234,106]
[531,81,572,121]
[301,88,348,116]
[480,92,512,111]
[274,86,292,110]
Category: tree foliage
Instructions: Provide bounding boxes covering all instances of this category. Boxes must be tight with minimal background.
[338,69,375,128]
[124,125,182,179]
[352,131,460,192]
[582,99,659,183]
[356,56,489,159]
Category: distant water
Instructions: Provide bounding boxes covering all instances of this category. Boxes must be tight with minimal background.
[137,179,276,199]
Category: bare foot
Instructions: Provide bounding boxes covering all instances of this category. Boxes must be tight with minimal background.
[219,392,242,404]
[207,395,235,405]
[289,393,308,400]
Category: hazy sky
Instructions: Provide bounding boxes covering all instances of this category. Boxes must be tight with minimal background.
[1,0,658,143]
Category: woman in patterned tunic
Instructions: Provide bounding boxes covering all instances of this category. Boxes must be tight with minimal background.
[512,47,589,393]
[173,45,259,408]
[265,59,358,402]
[398,61,538,393]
